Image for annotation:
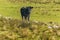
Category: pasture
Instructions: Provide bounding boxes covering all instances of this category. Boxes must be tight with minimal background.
[0,0,60,23]
[0,0,60,40]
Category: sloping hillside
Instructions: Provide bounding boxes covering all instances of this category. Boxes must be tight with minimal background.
[0,16,60,40]
[0,0,60,40]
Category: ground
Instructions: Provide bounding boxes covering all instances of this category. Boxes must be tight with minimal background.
[0,16,60,40]
[0,0,60,40]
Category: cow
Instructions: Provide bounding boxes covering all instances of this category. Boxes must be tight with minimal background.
[20,6,33,23]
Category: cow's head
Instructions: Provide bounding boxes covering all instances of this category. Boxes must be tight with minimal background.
[26,6,33,11]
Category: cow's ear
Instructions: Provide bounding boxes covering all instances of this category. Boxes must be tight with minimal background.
[28,8,31,10]
[31,7,33,9]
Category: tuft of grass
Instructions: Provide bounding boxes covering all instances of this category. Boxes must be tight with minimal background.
[0,16,60,40]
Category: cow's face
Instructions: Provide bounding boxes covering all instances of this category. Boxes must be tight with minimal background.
[29,7,33,9]
[27,6,33,11]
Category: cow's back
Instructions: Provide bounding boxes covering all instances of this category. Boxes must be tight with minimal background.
[20,7,30,16]
[21,7,25,15]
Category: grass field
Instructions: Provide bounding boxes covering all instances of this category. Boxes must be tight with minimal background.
[0,0,60,40]
[0,0,60,23]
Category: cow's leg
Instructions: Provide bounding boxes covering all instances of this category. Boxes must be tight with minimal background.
[28,15,30,21]
[27,15,30,23]
[24,16,27,23]
[25,16,27,20]
[21,15,24,23]
[21,15,23,20]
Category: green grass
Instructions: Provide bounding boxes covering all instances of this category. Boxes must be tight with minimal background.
[0,0,60,40]
[0,0,60,23]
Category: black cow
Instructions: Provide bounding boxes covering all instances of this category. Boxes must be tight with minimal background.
[20,6,33,22]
